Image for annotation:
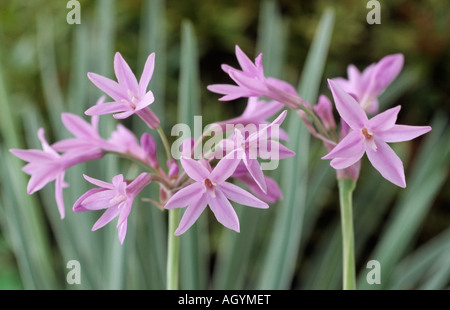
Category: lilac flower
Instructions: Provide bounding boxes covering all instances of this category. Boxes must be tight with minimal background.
[73,173,151,244]
[333,54,404,114]
[322,80,431,188]
[231,162,282,204]
[10,129,103,218]
[164,151,269,235]
[214,97,289,141]
[108,124,148,161]
[86,52,160,129]
[140,133,159,169]
[314,95,336,131]
[207,45,304,109]
[222,110,295,193]
[299,104,361,182]
[52,97,115,153]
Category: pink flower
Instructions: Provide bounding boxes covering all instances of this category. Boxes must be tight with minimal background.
[164,151,269,235]
[322,80,431,188]
[10,129,103,218]
[52,97,115,153]
[333,54,404,114]
[108,124,147,161]
[214,97,289,140]
[207,45,304,109]
[220,110,295,193]
[140,133,159,169]
[86,52,160,129]
[73,173,151,244]
[231,162,282,204]
[314,95,336,131]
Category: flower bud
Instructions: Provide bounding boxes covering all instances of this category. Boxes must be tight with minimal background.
[141,133,158,169]
[314,95,336,131]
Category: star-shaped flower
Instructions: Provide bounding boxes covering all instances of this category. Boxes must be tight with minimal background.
[207,45,304,109]
[333,54,404,114]
[86,52,160,129]
[322,80,431,187]
[73,173,151,244]
[164,151,269,235]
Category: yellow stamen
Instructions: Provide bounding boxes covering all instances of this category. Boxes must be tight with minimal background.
[204,178,213,189]
[362,128,372,139]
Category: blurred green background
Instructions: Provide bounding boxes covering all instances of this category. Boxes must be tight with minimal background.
[0,0,448,289]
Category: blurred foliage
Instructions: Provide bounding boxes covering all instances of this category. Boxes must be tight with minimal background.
[0,0,448,289]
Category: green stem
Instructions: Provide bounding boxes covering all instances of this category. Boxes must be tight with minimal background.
[157,126,172,161]
[301,106,332,142]
[338,178,356,290]
[166,208,180,290]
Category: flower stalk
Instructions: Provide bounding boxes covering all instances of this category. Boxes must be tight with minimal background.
[338,178,356,290]
[167,208,180,290]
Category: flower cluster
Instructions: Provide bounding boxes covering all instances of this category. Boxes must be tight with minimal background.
[11,50,295,243]
[11,45,431,244]
[209,46,432,187]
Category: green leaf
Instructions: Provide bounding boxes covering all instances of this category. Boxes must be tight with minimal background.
[177,20,208,290]
[257,8,335,289]
[357,116,450,289]
[212,0,288,290]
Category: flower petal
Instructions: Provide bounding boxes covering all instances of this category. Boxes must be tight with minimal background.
[83,174,115,189]
[27,166,61,194]
[322,130,365,160]
[135,91,155,110]
[180,157,211,182]
[85,101,128,116]
[243,157,267,193]
[118,220,128,244]
[139,53,155,95]
[330,155,364,170]
[55,172,66,219]
[207,189,240,233]
[73,188,106,212]
[206,84,251,101]
[261,140,296,159]
[136,107,160,129]
[77,189,116,211]
[92,206,121,231]
[210,150,242,184]
[87,72,126,102]
[378,125,432,143]
[235,174,282,204]
[328,79,367,129]
[219,182,268,209]
[113,109,136,120]
[126,172,152,196]
[235,45,259,76]
[368,105,401,132]
[164,182,204,209]
[114,52,139,95]
[117,200,133,230]
[242,98,284,121]
[61,113,97,138]
[174,194,208,236]
[10,149,56,162]
[366,139,406,188]
[372,54,404,93]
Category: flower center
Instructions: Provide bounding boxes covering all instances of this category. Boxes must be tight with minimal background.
[204,178,214,189]
[362,128,372,139]
[126,90,139,109]
[110,193,127,206]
